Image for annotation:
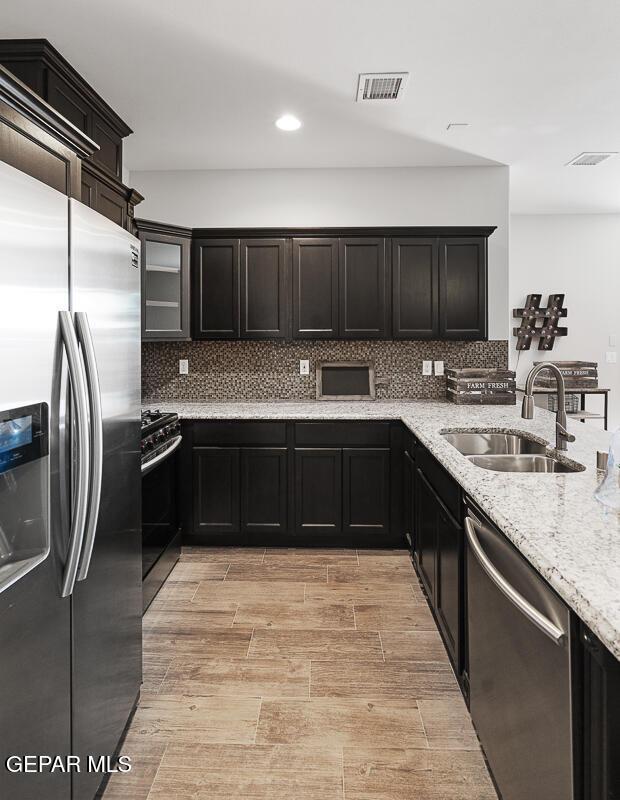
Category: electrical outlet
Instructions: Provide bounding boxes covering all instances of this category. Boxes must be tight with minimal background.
[179,359,189,375]
[606,351,617,364]
[422,360,433,376]
[299,359,310,376]
[434,360,445,376]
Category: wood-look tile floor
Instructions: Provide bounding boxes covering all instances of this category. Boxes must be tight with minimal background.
[104,548,497,800]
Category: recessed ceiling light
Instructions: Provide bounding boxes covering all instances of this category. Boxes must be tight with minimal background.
[275,114,302,131]
[446,123,469,130]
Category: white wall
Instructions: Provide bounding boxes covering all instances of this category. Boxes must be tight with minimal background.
[130,166,510,341]
[511,214,620,430]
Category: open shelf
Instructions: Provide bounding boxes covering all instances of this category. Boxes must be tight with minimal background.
[567,411,605,421]
[145,264,180,273]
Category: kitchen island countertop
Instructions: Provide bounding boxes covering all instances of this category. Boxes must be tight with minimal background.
[144,398,620,659]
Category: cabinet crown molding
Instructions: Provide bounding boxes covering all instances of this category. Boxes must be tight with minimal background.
[0,39,132,137]
[0,64,97,159]
[190,225,497,240]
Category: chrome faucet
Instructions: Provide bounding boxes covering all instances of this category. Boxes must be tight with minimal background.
[521,362,576,451]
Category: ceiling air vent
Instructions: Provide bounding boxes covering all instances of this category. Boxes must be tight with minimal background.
[356,72,409,102]
[566,152,617,166]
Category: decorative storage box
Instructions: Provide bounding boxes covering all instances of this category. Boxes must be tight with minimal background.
[547,393,581,413]
[533,361,598,389]
[446,368,517,405]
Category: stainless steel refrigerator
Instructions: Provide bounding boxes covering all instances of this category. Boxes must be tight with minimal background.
[0,160,142,800]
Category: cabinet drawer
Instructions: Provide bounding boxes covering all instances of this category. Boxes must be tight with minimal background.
[416,445,461,521]
[192,421,287,446]
[294,421,390,447]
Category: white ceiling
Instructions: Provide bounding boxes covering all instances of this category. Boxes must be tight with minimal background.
[2,0,620,213]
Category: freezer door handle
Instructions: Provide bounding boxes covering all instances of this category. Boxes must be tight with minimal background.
[59,311,91,597]
[464,515,566,646]
[75,312,103,582]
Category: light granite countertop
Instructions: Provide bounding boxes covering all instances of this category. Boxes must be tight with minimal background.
[144,397,620,660]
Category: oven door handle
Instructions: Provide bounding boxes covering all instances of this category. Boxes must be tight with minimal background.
[141,435,182,477]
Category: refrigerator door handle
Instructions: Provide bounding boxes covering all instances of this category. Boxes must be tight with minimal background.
[59,311,91,598]
[75,311,103,582]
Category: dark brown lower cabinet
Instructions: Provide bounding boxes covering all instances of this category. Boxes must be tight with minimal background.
[415,469,438,599]
[343,448,390,541]
[193,445,288,544]
[435,503,460,665]
[192,447,241,539]
[580,625,620,799]
[241,448,288,536]
[414,466,462,671]
[402,449,414,552]
[186,421,403,547]
[294,448,343,542]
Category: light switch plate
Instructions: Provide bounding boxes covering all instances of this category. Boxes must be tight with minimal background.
[179,359,189,375]
[299,359,310,376]
[609,334,617,348]
[422,360,433,376]
[606,351,617,364]
[434,360,445,376]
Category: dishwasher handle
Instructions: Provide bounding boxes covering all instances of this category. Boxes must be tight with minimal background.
[465,515,566,647]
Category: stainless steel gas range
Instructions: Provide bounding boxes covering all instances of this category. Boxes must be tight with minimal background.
[141,409,182,611]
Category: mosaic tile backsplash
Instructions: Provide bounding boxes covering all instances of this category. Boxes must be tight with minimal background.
[142,339,509,401]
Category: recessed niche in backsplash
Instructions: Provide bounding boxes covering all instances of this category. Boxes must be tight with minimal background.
[142,339,509,401]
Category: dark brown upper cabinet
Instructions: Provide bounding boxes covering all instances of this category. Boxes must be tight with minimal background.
[392,237,439,339]
[0,40,131,181]
[47,71,90,133]
[192,238,239,339]
[292,238,339,339]
[90,112,122,178]
[186,227,493,342]
[137,220,191,341]
[0,63,94,198]
[240,239,289,339]
[0,39,144,231]
[439,237,487,340]
[339,237,389,338]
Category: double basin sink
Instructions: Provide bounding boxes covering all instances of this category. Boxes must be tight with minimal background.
[441,431,584,473]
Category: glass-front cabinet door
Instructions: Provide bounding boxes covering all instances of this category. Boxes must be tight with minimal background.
[138,221,191,340]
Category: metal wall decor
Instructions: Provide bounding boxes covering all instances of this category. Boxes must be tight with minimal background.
[513,294,567,351]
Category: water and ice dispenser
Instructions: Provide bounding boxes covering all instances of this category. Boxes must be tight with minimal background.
[0,403,49,592]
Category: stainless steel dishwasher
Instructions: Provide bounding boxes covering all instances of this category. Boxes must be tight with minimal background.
[464,503,574,800]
